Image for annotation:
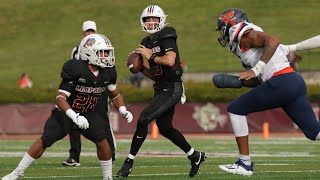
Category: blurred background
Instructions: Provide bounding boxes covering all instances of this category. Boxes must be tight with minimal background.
[0,0,320,134]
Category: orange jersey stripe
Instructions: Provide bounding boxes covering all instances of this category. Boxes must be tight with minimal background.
[273,67,295,77]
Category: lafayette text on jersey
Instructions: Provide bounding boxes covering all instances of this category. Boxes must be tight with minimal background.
[59,59,117,114]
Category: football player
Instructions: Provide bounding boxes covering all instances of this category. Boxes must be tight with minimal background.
[2,34,133,180]
[215,8,320,176]
[62,20,118,167]
[116,5,206,178]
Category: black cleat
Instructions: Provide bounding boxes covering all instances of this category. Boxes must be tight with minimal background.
[62,158,80,167]
[188,151,206,177]
[116,158,134,178]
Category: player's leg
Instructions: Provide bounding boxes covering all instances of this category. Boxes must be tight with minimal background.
[2,109,71,180]
[156,105,206,177]
[105,117,116,164]
[220,73,303,176]
[117,82,182,178]
[62,127,81,166]
[81,112,112,180]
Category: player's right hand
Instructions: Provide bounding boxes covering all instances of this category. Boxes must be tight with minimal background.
[66,109,89,129]
[73,115,89,129]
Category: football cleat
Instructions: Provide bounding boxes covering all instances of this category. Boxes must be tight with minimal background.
[116,158,133,178]
[218,160,254,176]
[2,169,24,180]
[62,158,80,167]
[188,151,207,177]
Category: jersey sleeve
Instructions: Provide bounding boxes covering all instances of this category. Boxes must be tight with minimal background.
[107,66,118,91]
[160,37,178,53]
[59,60,79,93]
[159,27,178,53]
[229,22,263,43]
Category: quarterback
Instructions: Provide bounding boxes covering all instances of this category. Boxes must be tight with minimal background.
[116,5,206,178]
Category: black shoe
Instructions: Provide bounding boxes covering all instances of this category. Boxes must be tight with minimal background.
[188,151,206,177]
[116,158,134,178]
[62,158,80,167]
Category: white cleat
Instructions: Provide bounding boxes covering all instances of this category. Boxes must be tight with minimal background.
[2,170,24,180]
[218,160,254,176]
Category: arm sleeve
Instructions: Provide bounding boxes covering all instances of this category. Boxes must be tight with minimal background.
[295,35,320,51]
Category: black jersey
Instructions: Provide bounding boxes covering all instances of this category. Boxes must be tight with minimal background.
[140,27,183,83]
[59,59,117,114]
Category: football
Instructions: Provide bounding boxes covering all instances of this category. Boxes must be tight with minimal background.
[127,52,143,74]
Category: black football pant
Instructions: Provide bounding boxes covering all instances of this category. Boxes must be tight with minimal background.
[129,82,192,156]
[68,118,116,162]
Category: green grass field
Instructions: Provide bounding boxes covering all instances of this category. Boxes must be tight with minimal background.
[1,135,320,179]
[1,0,320,89]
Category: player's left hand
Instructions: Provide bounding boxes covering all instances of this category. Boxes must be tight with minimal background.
[239,70,256,80]
[119,106,133,123]
[136,45,152,59]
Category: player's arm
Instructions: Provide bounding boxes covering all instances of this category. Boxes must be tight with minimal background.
[57,61,89,129]
[139,66,155,81]
[56,91,71,112]
[136,45,176,66]
[239,31,279,80]
[282,35,320,55]
[107,84,133,123]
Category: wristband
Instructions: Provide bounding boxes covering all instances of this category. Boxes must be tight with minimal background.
[251,60,266,76]
[119,106,126,114]
[149,54,156,63]
[139,65,145,72]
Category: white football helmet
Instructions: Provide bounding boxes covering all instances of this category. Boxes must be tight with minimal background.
[140,5,167,34]
[79,34,115,68]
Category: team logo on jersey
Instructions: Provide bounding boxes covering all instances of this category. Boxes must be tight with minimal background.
[83,38,96,47]
[151,46,161,53]
[78,78,86,83]
[192,103,227,131]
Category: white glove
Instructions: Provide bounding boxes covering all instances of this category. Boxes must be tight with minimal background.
[119,106,133,123]
[66,109,89,129]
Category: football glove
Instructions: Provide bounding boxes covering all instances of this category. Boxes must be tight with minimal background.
[66,109,89,129]
[119,106,133,123]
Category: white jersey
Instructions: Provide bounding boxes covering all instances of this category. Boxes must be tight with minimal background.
[228,22,290,82]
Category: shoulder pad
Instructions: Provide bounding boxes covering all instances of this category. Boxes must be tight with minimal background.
[140,36,149,46]
[61,59,82,80]
[157,27,177,40]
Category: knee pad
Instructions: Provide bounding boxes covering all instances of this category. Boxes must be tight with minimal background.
[229,112,249,137]
[41,135,55,148]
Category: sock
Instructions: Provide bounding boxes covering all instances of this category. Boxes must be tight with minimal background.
[100,159,112,180]
[128,154,135,160]
[187,148,195,156]
[16,153,35,173]
[239,154,251,166]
